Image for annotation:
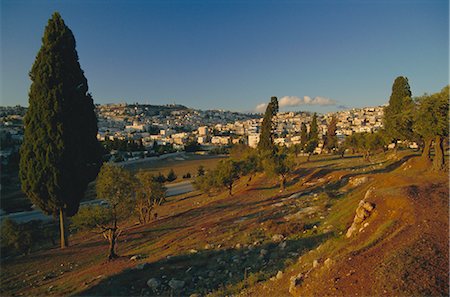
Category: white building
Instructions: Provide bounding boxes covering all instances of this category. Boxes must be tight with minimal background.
[248,133,260,148]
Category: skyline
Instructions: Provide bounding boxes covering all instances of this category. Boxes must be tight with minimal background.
[1,0,448,112]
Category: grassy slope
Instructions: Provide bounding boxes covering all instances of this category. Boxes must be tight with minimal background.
[1,152,448,296]
[241,154,449,297]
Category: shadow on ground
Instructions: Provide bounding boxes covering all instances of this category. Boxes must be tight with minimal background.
[76,233,330,296]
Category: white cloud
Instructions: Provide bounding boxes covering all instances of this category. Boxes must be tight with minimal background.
[255,95,337,112]
[255,103,268,113]
[279,96,336,107]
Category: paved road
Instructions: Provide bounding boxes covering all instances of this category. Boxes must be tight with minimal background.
[0,181,194,224]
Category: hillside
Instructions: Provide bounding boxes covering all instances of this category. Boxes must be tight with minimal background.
[242,155,449,296]
[1,152,448,296]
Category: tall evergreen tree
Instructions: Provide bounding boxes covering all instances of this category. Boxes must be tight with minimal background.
[19,12,102,248]
[305,113,319,161]
[257,96,279,153]
[324,115,338,152]
[384,76,414,149]
[308,113,319,141]
[300,122,308,146]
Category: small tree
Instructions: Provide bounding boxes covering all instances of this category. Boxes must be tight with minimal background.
[166,169,177,182]
[263,148,294,192]
[153,172,166,183]
[135,171,167,224]
[73,164,134,259]
[344,134,358,154]
[215,159,241,196]
[290,143,303,158]
[197,165,205,177]
[1,218,33,255]
[194,173,217,196]
[304,139,318,162]
[230,145,261,186]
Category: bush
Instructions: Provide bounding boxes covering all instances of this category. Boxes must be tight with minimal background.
[182,172,191,179]
[0,218,43,255]
[197,165,205,176]
[153,172,166,183]
[166,169,177,182]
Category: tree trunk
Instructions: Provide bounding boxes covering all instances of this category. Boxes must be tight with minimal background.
[59,208,69,248]
[307,153,311,162]
[228,185,233,196]
[432,135,445,171]
[365,150,371,162]
[246,175,252,187]
[108,229,118,260]
[279,175,285,192]
[422,138,432,160]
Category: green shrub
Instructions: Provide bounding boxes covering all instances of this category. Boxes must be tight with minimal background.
[0,218,41,255]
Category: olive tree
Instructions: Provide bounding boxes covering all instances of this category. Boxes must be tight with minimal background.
[72,164,134,259]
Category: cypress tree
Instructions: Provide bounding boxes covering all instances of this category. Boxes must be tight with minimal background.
[257,96,279,153]
[384,76,414,148]
[19,12,102,248]
[305,113,319,161]
[308,113,319,141]
[324,115,338,151]
[300,122,308,146]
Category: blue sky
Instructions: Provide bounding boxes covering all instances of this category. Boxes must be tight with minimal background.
[1,0,448,113]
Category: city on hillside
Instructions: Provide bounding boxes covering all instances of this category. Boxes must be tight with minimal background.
[1,103,391,166]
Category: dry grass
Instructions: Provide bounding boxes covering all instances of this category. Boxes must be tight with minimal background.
[1,150,448,297]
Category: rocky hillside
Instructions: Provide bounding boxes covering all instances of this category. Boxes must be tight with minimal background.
[1,152,448,296]
[242,156,449,296]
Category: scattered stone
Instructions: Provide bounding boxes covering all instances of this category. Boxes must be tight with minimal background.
[204,243,212,250]
[272,234,284,242]
[189,294,200,297]
[47,285,54,292]
[313,259,319,268]
[168,279,185,290]
[276,271,283,279]
[279,241,287,249]
[189,249,198,254]
[235,243,241,249]
[324,258,334,269]
[346,195,376,238]
[146,278,160,290]
[260,249,268,256]
[284,206,319,221]
[130,255,140,261]
[289,273,304,296]
[349,176,369,187]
